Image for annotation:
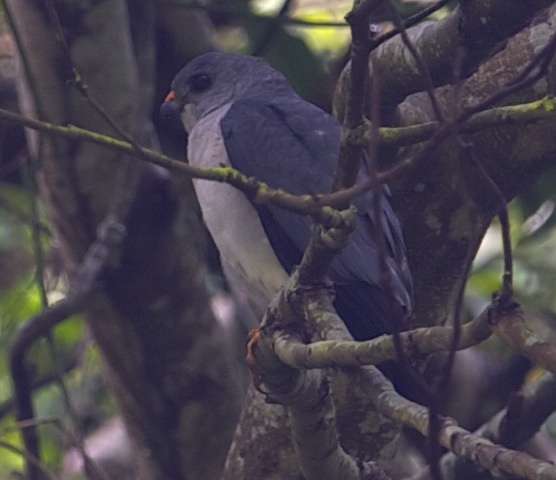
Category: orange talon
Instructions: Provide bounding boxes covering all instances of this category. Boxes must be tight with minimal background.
[246,329,261,365]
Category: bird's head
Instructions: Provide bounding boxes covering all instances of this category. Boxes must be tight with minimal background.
[161,52,294,133]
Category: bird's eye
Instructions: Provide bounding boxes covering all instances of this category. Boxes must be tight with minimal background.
[188,73,212,93]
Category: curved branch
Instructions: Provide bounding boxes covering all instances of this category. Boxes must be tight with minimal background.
[411,372,556,480]
[2,99,554,226]
[9,215,128,480]
[272,306,491,369]
[9,292,90,480]
[248,329,368,480]
[357,366,556,480]
[336,0,556,115]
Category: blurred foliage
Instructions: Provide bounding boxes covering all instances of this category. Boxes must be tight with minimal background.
[462,167,556,435]
[242,15,326,99]
[468,168,556,318]
[0,182,114,476]
[222,0,455,103]
[0,418,24,475]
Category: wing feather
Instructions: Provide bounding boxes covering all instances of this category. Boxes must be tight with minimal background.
[220,97,413,312]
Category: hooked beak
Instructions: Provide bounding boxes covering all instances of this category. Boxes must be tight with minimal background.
[164,90,176,103]
[160,90,181,123]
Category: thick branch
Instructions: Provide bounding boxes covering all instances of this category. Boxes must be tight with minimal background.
[357,367,556,480]
[414,371,556,480]
[244,204,394,479]
[335,0,556,115]
[272,306,491,369]
[249,307,365,480]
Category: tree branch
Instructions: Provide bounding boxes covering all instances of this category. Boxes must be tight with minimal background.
[357,366,556,480]
[412,371,556,480]
[9,215,128,480]
[491,308,556,374]
[2,96,554,230]
[374,97,556,148]
[377,0,553,110]
[272,306,491,369]
[248,286,370,480]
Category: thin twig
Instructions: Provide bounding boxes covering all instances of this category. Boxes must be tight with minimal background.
[251,0,294,56]
[0,438,59,480]
[333,0,384,195]
[43,0,151,158]
[465,145,513,296]
[425,45,467,480]
[371,0,451,51]
[368,54,427,408]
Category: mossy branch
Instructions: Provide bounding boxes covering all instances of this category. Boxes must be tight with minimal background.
[352,96,556,148]
[1,97,553,222]
[357,366,556,480]
[272,306,491,369]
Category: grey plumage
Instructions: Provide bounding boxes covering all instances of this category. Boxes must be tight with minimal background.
[164,51,413,342]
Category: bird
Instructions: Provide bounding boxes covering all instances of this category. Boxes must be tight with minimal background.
[161,51,413,357]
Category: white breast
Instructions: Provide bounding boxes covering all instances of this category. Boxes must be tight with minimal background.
[187,104,289,316]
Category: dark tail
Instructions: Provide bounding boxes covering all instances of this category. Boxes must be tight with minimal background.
[334,282,419,401]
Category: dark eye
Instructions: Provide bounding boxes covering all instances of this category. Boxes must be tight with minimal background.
[188,73,212,93]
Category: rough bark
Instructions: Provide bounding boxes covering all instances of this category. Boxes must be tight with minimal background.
[7,1,242,479]
[390,5,556,329]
